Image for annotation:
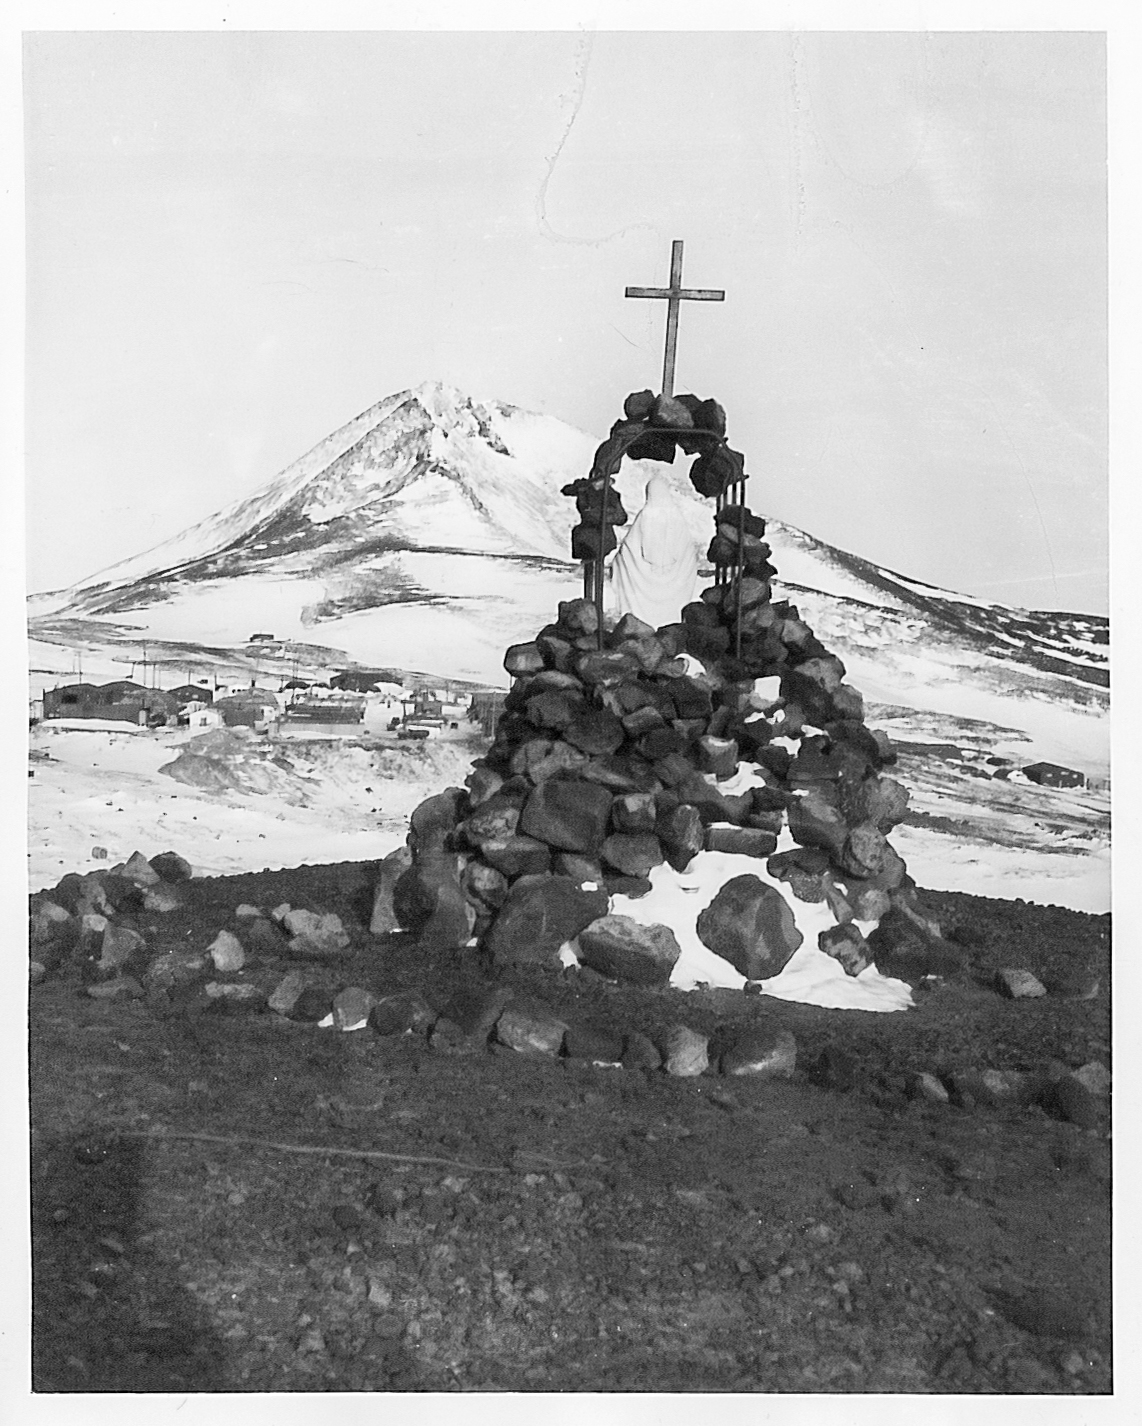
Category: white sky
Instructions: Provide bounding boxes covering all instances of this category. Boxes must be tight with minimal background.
[16,21,1110,613]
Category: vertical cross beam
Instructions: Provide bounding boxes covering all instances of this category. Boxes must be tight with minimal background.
[625,240,725,397]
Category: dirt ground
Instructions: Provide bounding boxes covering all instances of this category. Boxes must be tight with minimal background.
[28,860,1112,1396]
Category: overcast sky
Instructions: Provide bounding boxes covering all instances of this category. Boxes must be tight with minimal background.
[21,27,1107,612]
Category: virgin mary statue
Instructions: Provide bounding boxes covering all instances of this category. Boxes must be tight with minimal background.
[609,473,699,629]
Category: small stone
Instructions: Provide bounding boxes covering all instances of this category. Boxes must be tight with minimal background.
[504,641,545,677]
[86,976,144,1000]
[79,912,109,949]
[285,910,352,961]
[235,903,263,918]
[268,970,308,1016]
[1070,1061,1110,1097]
[995,968,1047,999]
[818,923,872,977]
[145,948,208,989]
[333,987,376,1031]
[622,1030,663,1072]
[149,851,194,883]
[31,899,72,933]
[367,1279,393,1309]
[290,986,336,1023]
[207,930,246,973]
[428,1017,485,1056]
[439,982,512,1039]
[978,1068,1031,1106]
[812,1044,856,1090]
[908,1071,950,1104]
[142,884,185,913]
[91,846,108,860]
[993,1285,1091,1341]
[203,981,266,1009]
[98,923,148,976]
[703,826,778,859]
[496,1007,568,1056]
[243,917,290,956]
[369,989,438,1037]
[663,1024,709,1078]
[30,961,47,984]
[1045,1074,1104,1129]
[718,1024,797,1079]
[120,851,160,886]
[563,1023,625,1063]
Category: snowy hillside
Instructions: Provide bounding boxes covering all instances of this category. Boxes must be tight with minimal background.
[28,380,1108,779]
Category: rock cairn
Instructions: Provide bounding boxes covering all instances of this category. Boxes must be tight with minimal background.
[396,391,947,988]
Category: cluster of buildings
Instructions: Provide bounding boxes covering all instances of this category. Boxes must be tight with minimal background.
[32,669,477,737]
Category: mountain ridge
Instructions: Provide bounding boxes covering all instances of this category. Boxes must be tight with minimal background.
[28,381,1108,771]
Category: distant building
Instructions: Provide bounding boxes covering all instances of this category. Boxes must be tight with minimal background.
[330,670,385,694]
[1022,761,1085,790]
[214,691,281,729]
[284,693,365,724]
[43,681,178,726]
[186,706,224,730]
[469,691,506,737]
[168,684,214,708]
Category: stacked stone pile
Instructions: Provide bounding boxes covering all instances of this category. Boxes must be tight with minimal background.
[392,581,947,989]
[389,387,988,994]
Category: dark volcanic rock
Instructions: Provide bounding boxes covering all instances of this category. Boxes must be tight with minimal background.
[714,1023,798,1079]
[818,923,872,977]
[370,845,414,935]
[600,833,664,878]
[393,852,473,948]
[517,780,613,855]
[564,708,625,757]
[368,989,438,1037]
[149,850,194,883]
[703,826,778,859]
[479,835,553,878]
[576,914,681,986]
[484,876,610,969]
[866,908,966,984]
[563,1022,625,1062]
[695,875,803,980]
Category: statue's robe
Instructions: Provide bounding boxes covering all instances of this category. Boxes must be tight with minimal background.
[610,474,699,629]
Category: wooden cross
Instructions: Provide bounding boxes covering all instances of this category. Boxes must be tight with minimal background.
[625,240,725,398]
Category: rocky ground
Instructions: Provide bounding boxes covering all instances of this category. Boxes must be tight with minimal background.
[27,853,1113,1397]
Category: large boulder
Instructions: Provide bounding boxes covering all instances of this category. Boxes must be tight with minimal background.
[575,914,681,986]
[408,788,467,854]
[517,779,613,855]
[866,906,965,983]
[695,875,803,980]
[393,852,475,950]
[369,845,414,935]
[600,833,664,878]
[483,876,610,969]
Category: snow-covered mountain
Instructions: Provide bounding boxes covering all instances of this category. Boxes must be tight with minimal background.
[28,381,1108,776]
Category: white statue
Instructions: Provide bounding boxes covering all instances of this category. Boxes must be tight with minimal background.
[610,473,699,629]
